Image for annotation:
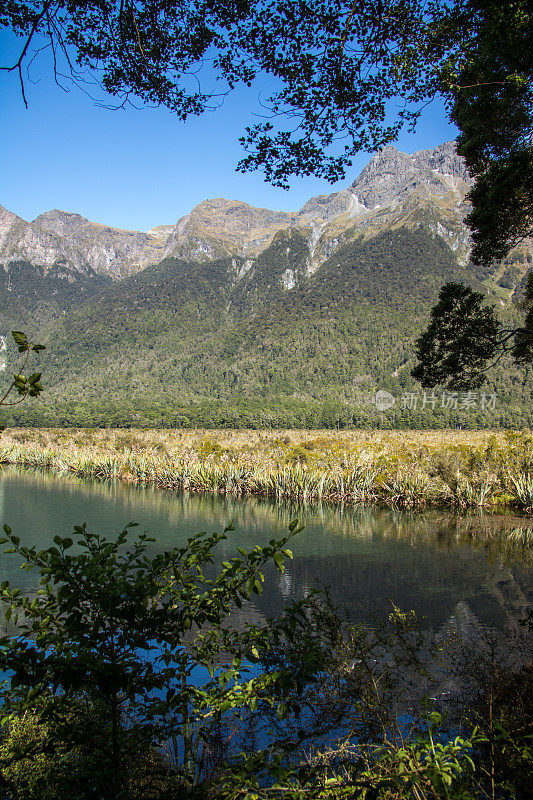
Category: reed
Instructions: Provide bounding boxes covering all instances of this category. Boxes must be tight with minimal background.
[506,472,533,512]
[1,428,532,511]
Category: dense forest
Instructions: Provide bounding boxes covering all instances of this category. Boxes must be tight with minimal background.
[2,227,531,429]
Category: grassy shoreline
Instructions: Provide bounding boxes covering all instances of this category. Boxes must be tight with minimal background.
[1,428,533,511]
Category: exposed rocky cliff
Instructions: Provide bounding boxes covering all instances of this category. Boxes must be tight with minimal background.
[162,199,296,262]
[0,205,91,275]
[32,209,169,278]
[297,141,475,272]
[0,207,168,280]
[350,141,470,208]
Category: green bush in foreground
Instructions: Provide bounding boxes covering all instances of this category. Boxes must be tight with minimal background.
[0,521,315,798]
[0,697,174,800]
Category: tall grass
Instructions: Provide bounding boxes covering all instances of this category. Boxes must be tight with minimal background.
[1,428,532,511]
[507,473,533,512]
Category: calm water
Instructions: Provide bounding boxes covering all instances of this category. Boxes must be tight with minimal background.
[1,467,532,632]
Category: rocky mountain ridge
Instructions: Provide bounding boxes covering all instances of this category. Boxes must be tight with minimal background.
[0,206,170,280]
[0,141,478,281]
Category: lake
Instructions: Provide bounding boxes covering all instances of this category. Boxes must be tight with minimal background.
[1,467,532,633]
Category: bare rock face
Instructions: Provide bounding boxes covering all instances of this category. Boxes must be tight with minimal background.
[32,210,168,278]
[351,146,420,209]
[33,209,94,238]
[350,141,472,209]
[297,189,354,223]
[0,205,91,274]
[296,142,475,271]
[414,141,470,182]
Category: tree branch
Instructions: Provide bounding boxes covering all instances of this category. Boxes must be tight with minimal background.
[1,1,55,108]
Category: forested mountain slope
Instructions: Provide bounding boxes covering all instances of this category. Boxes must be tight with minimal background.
[1,143,531,428]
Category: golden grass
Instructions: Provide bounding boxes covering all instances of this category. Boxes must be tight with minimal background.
[1,428,533,511]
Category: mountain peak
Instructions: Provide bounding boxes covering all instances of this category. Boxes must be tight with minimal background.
[189,197,295,227]
[35,208,87,221]
[349,140,470,208]
[162,197,297,261]
[33,209,91,238]
[412,141,469,180]
[0,204,24,226]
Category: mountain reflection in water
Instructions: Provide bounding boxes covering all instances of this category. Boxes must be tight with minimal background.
[0,467,531,634]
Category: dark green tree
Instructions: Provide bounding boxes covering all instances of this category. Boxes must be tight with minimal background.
[410,3,532,389]
[450,0,533,265]
[412,280,533,389]
[513,270,533,364]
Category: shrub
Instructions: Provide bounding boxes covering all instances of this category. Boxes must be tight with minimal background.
[0,521,311,799]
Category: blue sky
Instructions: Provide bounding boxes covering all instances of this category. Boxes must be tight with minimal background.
[1,30,459,232]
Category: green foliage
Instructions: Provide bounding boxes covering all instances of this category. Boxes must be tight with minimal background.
[0,520,309,798]
[0,261,110,332]
[412,282,502,389]
[0,695,175,799]
[513,270,533,364]
[0,522,530,799]
[0,330,45,432]
[450,0,533,265]
[0,699,102,800]
[413,280,533,389]
[210,599,484,800]
[0,1,456,183]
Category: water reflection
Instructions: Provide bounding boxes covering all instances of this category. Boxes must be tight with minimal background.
[1,467,531,633]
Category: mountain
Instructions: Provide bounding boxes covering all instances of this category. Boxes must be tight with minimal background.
[0,141,474,276]
[0,205,90,275]
[32,210,169,278]
[162,199,296,262]
[0,206,168,280]
[1,141,527,284]
[1,142,532,429]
